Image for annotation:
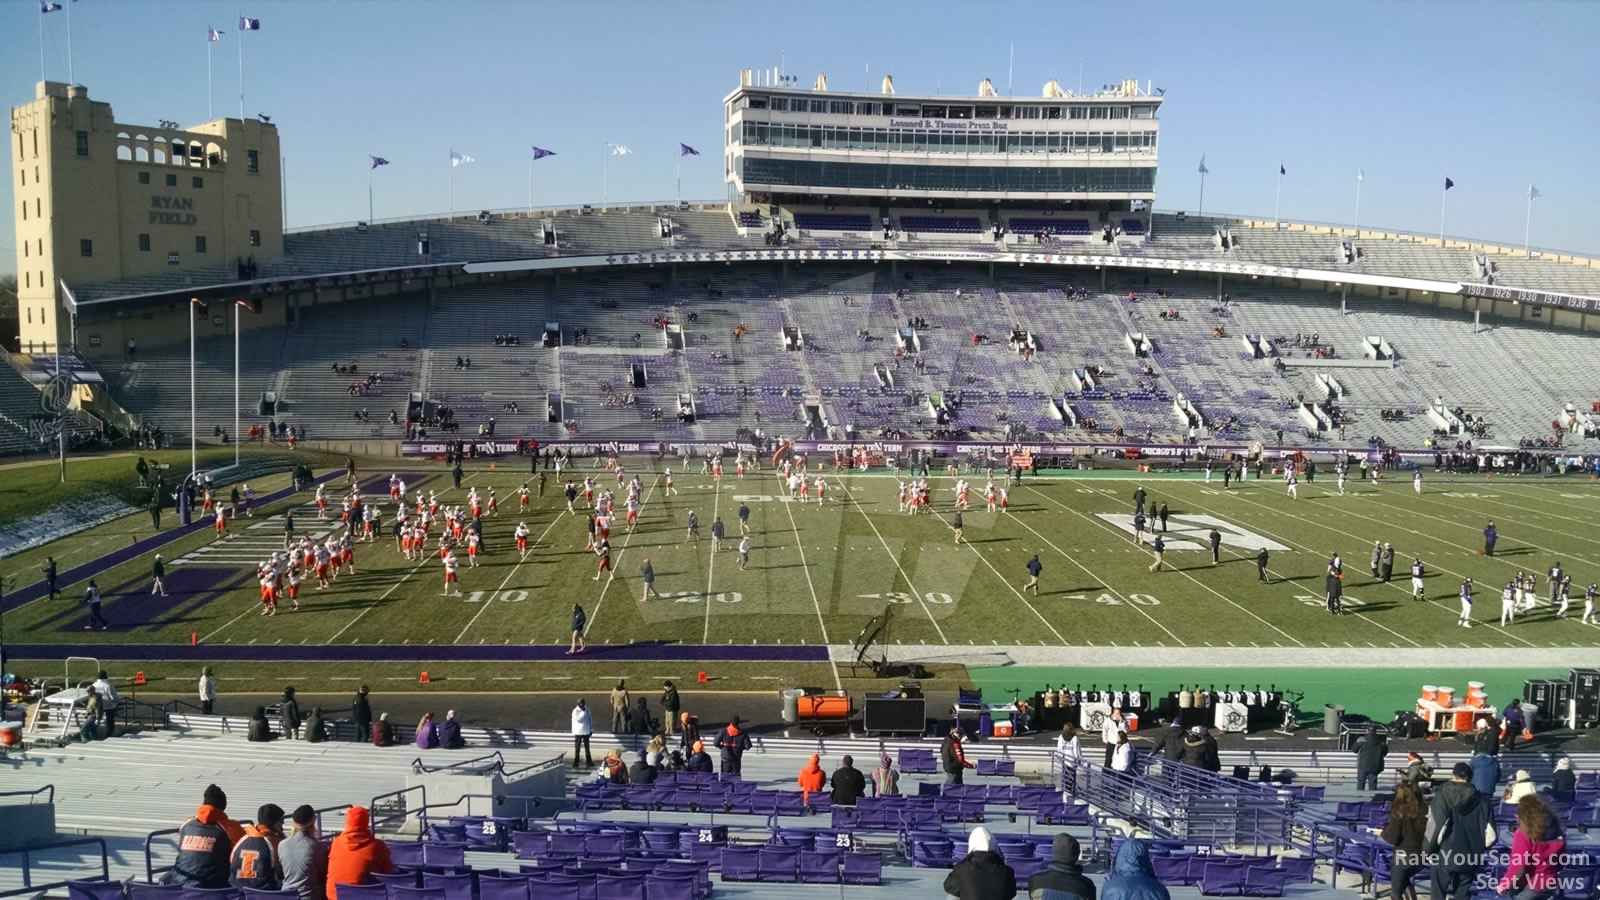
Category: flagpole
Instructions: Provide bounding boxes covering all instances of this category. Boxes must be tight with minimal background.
[1198,169,1206,218]
[207,38,214,119]
[65,0,73,84]
[448,151,454,219]
[603,145,609,206]
[676,155,682,206]
[1273,168,1282,225]
[368,165,374,225]
[38,4,45,84]
[1523,188,1533,255]
[527,156,533,216]
[1438,184,1447,242]
[237,29,245,120]
[1354,171,1363,234]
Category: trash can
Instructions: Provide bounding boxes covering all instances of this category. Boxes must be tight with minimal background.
[1323,703,1344,735]
[781,689,804,726]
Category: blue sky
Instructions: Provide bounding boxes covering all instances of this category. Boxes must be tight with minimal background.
[3,0,1597,274]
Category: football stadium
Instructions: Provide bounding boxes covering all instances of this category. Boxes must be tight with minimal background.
[3,4,1600,899]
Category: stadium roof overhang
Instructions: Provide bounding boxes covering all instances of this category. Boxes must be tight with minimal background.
[62,262,469,314]
[462,248,1468,296]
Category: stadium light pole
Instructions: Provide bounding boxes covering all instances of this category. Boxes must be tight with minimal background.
[189,297,204,483]
[234,300,250,468]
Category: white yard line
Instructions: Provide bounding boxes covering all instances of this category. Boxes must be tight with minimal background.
[921,504,1068,645]
[834,479,948,644]
[583,475,660,638]
[1357,483,1600,567]
[997,486,1189,646]
[702,475,723,643]
[778,477,844,692]
[452,504,567,644]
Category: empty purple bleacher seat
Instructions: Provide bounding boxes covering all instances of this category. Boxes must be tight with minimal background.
[476,876,531,900]
[128,886,182,900]
[333,885,387,900]
[385,842,427,869]
[387,888,446,900]
[419,873,470,900]
[1199,860,1249,895]
[793,213,872,232]
[421,843,465,869]
[510,832,547,859]
[370,872,418,890]
[718,848,758,882]
[591,873,644,900]
[842,852,882,886]
[423,823,467,844]
[756,846,799,883]
[69,882,129,900]
[799,849,842,884]
[641,877,694,900]
[1242,868,1288,897]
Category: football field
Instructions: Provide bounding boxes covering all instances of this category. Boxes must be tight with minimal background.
[6,458,1599,679]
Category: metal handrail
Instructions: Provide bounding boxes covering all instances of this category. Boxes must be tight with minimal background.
[0,836,110,898]
[409,751,506,774]
[142,826,181,884]
[0,785,55,804]
[368,784,426,834]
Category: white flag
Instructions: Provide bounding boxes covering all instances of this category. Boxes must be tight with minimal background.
[450,150,475,167]
[1197,154,1209,175]
[1527,184,1541,200]
[1357,168,1364,182]
[608,144,632,157]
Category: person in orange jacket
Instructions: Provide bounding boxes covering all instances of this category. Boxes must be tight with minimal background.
[325,806,393,897]
[797,753,826,804]
[166,784,248,887]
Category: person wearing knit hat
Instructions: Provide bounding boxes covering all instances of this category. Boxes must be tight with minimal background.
[1552,758,1576,799]
[279,806,324,900]
[871,753,900,798]
[686,739,713,773]
[944,825,1016,899]
[1505,770,1536,803]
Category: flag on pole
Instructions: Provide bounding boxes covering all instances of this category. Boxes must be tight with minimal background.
[369,156,390,169]
[608,144,632,156]
[450,151,474,167]
[531,146,556,160]
[1527,184,1541,200]
[679,143,700,157]
[207,26,225,41]
[1357,169,1364,181]
[1444,177,1455,190]
[41,1,63,12]
[238,16,261,30]
[1197,154,1209,175]
[1279,163,1286,176]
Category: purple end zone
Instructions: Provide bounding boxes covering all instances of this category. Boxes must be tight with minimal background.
[3,642,829,663]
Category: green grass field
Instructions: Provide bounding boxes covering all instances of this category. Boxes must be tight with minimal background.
[6,456,1599,681]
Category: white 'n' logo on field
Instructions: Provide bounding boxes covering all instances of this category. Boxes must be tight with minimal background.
[1094,513,1290,552]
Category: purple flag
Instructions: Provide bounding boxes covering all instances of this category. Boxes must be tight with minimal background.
[41,1,63,12]
[531,146,556,160]
[207,26,225,41]
[679,143,700,157]
[1444,177,1454,190]
[370,156,390,170]
[238,16,261,30]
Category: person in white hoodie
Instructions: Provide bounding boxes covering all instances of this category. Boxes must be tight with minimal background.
[1112,732,1135,772]
[570,699,594,768]
[92,669,120,737]
[1101,709,1127,767]
[198,666,217,715]
[1056,725,1085,794]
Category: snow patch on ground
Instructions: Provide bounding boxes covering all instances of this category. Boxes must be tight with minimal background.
[0,494,138,560]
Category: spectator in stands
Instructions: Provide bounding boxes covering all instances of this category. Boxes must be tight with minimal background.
[279,687,302,741]
[1551,758,1576,800]
[303,707,327,744]
[1101,839,1169,900]
[324,806,392,897]
[797,754,826,804]
[831,755,867,807]
[1502,700,1528,751]
[1029,833,1096,900]
[601,748,629,784]
[677,711,700,752]
[1425,762,1496,900]
[1473,718,1499,757]
[1404,753,1434,792]
[943,826,1017,900]
[166,784,246,887]
[230,803,286,891]
[629,696,653,736]
[629,750,658,785]
[1101,709,1128,767]
[1156,722,1185,761]
[1504,770,1536,804]
[871,754,900,798]
[715,716,752,775]
[90,669,118,735]
[609,680,630,733]
[1110,733,1134,773]
[660,681,681,736]
[1498,794,1565,900]
[942,727,976,785]
[1381,781,1427,900]
[1470,751,1501,799]
[280,805,325,900]
[414,712,438,749]
[437,710,463,749]
[78,686,101,743]
[248,706,275,742]
[570,700,594,767]
[371,712,395,747]
[687,740,713,773]
[350,686,372,744]
[1354,724,1389,792]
